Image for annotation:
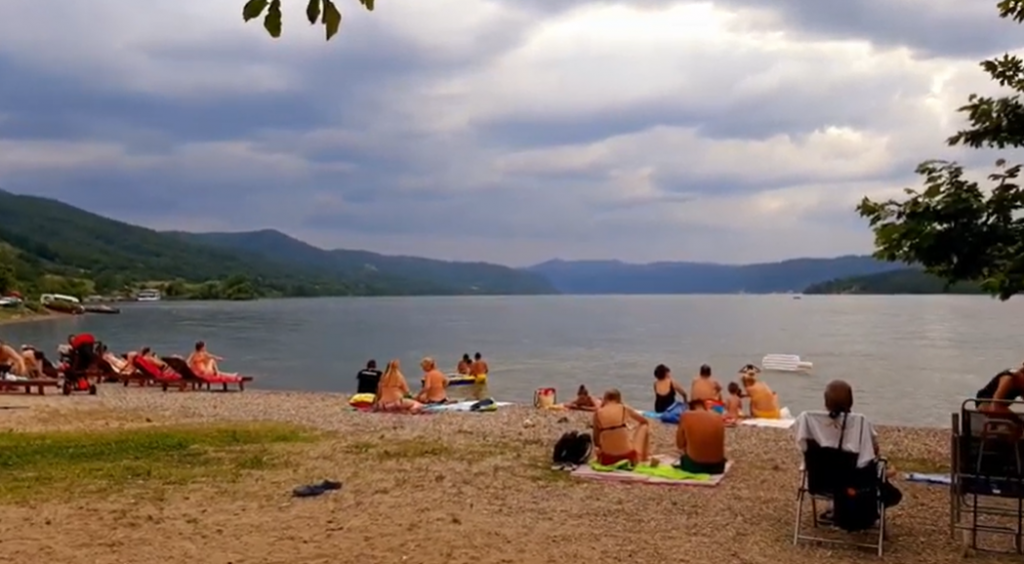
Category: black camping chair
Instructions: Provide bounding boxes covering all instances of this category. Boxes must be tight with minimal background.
[951,399,1024,554]
[793,412,889,557]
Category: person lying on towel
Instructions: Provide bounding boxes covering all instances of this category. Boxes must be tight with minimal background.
[592,389,650,466]
[676,399,727,474]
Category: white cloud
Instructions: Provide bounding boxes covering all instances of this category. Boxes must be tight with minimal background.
[0,0,1019,264]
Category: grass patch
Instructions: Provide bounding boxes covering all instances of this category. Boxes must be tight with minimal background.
[0,422,315,502]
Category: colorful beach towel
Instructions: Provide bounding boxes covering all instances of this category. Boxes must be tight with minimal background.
[422,400,512,413]
[905,472,951,486]
[571,454,732,487]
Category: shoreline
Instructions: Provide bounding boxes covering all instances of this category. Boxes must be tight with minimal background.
[0,309,62,326]
[0,386,979,563]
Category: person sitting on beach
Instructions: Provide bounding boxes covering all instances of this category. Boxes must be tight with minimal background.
[743,373,781,419]
[691,364,723,404]
[564,385,600,411]
[0,340,27,376]
[470,352,489,377]
[19,346,44,379]
[723,382,745,425]
[356,359,383,395]
[456,354,472,375]
[374,359,422,413]
[676,399,727,474]
[593,389,650,466]
[975,365,1024,415]
[652,364,687,413]
[187,341,237,377]
[800,380,901,518]
[416,357,449,405]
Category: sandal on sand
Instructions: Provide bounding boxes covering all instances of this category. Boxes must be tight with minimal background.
[292,485,326,497]
[317,480,343,491]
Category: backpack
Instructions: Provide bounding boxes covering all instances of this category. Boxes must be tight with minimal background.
[552,431,592,467]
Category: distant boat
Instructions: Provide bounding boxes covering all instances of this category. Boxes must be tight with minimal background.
[40,293,84,314]
[793,295,802,300]
[136,289,161,302]
[762,354,813,373]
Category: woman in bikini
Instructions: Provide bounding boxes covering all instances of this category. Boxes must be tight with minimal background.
[592,389,650,466]
[374,359,422,413]
[187,341,238,377]
[653,364,688,413]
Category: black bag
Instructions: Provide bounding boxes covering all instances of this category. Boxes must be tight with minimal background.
[552,431,592,466]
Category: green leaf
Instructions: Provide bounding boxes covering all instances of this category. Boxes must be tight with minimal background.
[242,0,269,22]
[264,0,282,38]
[360,0,375,10]
[306,0,321,25]
[322,0,342,41]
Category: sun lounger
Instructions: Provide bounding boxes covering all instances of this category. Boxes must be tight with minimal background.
[131,356,187,392]
[0,378,60,395]
[161,357,251,392]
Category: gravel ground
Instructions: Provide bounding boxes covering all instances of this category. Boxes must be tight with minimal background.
[0,386,1014,563]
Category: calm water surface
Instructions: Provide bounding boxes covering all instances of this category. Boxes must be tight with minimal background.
[2,295,1021,427]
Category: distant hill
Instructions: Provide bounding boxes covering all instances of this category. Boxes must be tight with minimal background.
[803,268,984,295]
[170,229,556,296]
[527,256,902,294]
[0,189,556,298]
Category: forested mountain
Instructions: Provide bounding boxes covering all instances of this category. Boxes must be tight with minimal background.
[803,268,984,295]
[0,190,556,299]
[528,256,901,294]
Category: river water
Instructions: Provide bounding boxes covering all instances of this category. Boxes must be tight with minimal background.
[2,295,1021,427]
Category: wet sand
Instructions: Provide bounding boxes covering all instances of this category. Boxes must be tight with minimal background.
[0,386,1011,564]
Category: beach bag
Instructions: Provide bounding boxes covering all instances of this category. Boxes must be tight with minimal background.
[534,387,557,408]
[552,431,592,466]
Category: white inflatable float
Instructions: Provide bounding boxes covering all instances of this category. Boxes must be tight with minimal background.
[761,354,813,373]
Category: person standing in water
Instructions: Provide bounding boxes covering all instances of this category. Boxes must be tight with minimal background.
[470,352,489,376]
[456,354,472,375]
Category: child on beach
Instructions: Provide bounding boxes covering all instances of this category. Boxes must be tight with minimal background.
[724,382,744,426]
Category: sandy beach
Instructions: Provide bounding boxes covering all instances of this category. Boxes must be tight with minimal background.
[0,386,1012,564]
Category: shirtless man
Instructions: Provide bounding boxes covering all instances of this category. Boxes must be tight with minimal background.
[593,389,650,465]
[470,352,489,376]
[743,373,781,419]
[676,399,727,474]
[691,364,722,403]
[0,340,27,376]
[416,357,449,405]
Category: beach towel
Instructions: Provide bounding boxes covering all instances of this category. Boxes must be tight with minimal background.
[571,454,732,486]
[642,402,686,424]
[422,400,512,413]
[905,472,951,486]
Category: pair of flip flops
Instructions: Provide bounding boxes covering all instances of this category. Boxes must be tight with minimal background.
[292,480,343,498]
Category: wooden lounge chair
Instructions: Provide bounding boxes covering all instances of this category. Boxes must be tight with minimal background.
[0,378,60,395]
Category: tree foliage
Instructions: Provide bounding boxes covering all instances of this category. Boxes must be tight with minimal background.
[857,0,1024,300]
[243,0,374,41]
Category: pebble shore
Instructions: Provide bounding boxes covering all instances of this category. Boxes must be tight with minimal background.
[0,386,1008,564]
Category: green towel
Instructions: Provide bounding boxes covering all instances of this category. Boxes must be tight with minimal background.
[589,459,711,481]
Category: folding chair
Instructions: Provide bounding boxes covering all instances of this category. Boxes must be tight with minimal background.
[793,412,888,557]
[951,399,1024,554]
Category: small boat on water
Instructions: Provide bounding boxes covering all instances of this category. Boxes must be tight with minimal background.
[83,304,120,315]
[136,289,161,302]
[40,293,85,314]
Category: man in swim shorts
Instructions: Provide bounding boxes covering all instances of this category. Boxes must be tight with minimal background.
[470,352,489,377]
[676,399,727,474]
[691,364,722,404]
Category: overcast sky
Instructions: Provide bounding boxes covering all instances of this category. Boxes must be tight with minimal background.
[0,1,1018,266]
